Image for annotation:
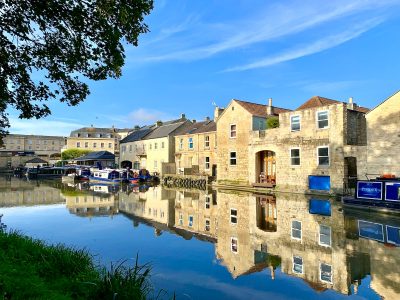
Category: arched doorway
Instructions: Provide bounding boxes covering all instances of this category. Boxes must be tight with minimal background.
[255,150,276,187]
[256,195,277,232]
[121,160,132,168]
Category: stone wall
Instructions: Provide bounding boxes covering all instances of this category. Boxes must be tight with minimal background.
[366,91,400,176]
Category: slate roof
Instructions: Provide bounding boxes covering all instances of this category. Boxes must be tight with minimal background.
[120,127,154,144]
[70,127,116,136]
[296,96,369,113]
[143,121,189,140]
[192,120,216,134]
[75,151,115,161]
[25,157,48,164]
[234,99,292,117]
[174,120,216,136]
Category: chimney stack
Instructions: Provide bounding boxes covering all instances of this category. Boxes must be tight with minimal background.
[347,97,357,110]
[155,120,163,127]
[180,113,186,119]
[205,116,210,122]
[214,106,224,121]
[267,98,274,115]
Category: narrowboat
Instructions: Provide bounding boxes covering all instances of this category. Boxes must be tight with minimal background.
[62,168,91,183]
[89,169,126,184]
[26,167,69,179]
[342,176,400,213]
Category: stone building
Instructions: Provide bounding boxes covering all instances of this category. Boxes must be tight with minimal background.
[1,134,66,157]
[174,119,217,176]
[216,99,291,186]
[119,126,153,169]
[67,126,127,155]
[364,90,400,177]
[249,96,369,194]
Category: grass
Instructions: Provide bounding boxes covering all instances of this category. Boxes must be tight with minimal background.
[0,230,164,299]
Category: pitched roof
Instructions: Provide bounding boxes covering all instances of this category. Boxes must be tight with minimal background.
[234,99,291,117]
[296,96,370,113]
[174,120,216,136]
[25,157,48,164]
[120,127,153,144]
[143,121,189,140]
[192,120,216,134]
[75,151,115,161]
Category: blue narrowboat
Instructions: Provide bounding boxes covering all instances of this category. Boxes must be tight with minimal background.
[89,169,125,184]
[342,177,400,213]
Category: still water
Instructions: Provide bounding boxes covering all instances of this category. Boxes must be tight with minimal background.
[1,176,399,300]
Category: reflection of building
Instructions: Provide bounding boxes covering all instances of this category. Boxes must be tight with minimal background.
[64,185,118,217]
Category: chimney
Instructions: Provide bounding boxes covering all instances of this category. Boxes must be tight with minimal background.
[347,97,357,110]
[180,113,186,119]
[134,125,140,130]
[266,98,274,115]
[214,106,224,121]
[155,120,163,127]
[205,116,210,122]
[192,119,196,123]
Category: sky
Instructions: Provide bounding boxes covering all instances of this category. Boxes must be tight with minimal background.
[7,0,400,136]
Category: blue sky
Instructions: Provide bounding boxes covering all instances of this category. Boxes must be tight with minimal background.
[7,0,400,135]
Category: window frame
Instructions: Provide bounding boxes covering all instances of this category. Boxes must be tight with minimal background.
[179,138,183,150]
[317,146,330,166]
[291,220,302,241]
[290,115,301,132]
[230,208,238,224]
[290,147,301,166]
[231,237,238,253]
[205,156,210,170]
[316,110,329,129]
[230,151,237,166]
[205,219,211,232]
[320,263,333,283]
[204,135,210,148]
[319,224,332,247]
[188,137,194,150]
[230,124,237,138]
[293,255,304,274]
[188,215,194,227]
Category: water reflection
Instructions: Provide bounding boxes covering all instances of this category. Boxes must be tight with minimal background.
[1,176,400,299]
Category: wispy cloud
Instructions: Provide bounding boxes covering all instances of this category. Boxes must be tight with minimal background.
[8,117,85,136]
[223,18,382,72]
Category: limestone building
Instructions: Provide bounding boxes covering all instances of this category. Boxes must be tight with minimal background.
[174,119,217,176]
[216,99,291,186]
[249,96,369,194]
[364,90,400,177]
[119,126,153,169]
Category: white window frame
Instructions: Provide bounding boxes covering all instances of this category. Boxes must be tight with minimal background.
[291,220,302,241]
[230,151,237,166]
[230,124,237,138]
[290,147,301,166]
[188,137,194,149]
[231,237,238,253]
[319,224,332,247]
[316,110,329,129]
[205,156,210,170]
[293,256,303,274]
[320,263,333,283]
[188,215,194,227]
[230,208,237,224]
[204,135,210,148]
[290,115,301,132]
[317,146,330,166]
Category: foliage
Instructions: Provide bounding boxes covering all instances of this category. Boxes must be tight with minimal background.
[0,0,154,135]
[266,116,279,129]
[61,148,92,160]
[0,230,165,299]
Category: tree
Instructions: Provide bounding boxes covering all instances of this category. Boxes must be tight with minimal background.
[61,148,92,160]
[0,0,153,135]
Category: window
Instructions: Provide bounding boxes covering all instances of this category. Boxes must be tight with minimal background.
[154,160,158,168]
[93,142,97,148]
[291,115,300,131]
[85,142,88,148]
[179,139,183,150]
[108,143,112,148]
[149,144,152,150]
[230,124,237,138]
[318,146,329,166]
[293,256,303,274]
[320,263,332,283]
[205,136,210,148]
[205,219,210,232]
[290,148,300,165]
[188,137,193,149]
[188,215,193,227]
[77,142,81,148]
[230,209,237,224]
[129,145,132,152]
[205,157,210,170]
[154,143,158,150]
[319,225,331,247]
[230,152,237,165]
[122,146,126,153]
[317,111,329,129]
[179,213,183,226]
[291,220,302,240]
[101,143,104,148]
[28,140,32,145]
[161,142,165,149]
[231,237,238,253]
[205,196,210,209]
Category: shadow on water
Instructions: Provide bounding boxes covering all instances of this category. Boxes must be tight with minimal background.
[1,175,400,299]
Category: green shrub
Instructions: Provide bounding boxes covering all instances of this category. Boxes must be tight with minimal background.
[266,117,279,129]
[61,149,92,160]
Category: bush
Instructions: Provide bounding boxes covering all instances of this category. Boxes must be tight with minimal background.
[267,117,279,129]
[61,149,92,160]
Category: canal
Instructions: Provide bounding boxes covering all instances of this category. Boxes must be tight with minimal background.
[1,176,399,299]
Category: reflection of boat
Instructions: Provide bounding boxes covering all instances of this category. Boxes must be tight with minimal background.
[89,169,126,184]
[61,168,91,183]
[342,177,400,213]
[89,184,119,194]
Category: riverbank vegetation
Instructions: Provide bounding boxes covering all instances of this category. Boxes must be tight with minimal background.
[0,230,161,299]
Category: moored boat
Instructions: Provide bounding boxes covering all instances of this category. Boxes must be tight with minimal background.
[89,169,126,184]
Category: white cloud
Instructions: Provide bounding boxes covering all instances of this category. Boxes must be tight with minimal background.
[223,18,382,72]
[8,117,85,136]
[127,108,173,125]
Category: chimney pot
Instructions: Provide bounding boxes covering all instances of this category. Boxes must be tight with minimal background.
[192,119,196,123]
[349,97,353,103]
[268,98,273,107]
[205,116,210,121]
[267,98,274,115]
[180,113,186,119]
